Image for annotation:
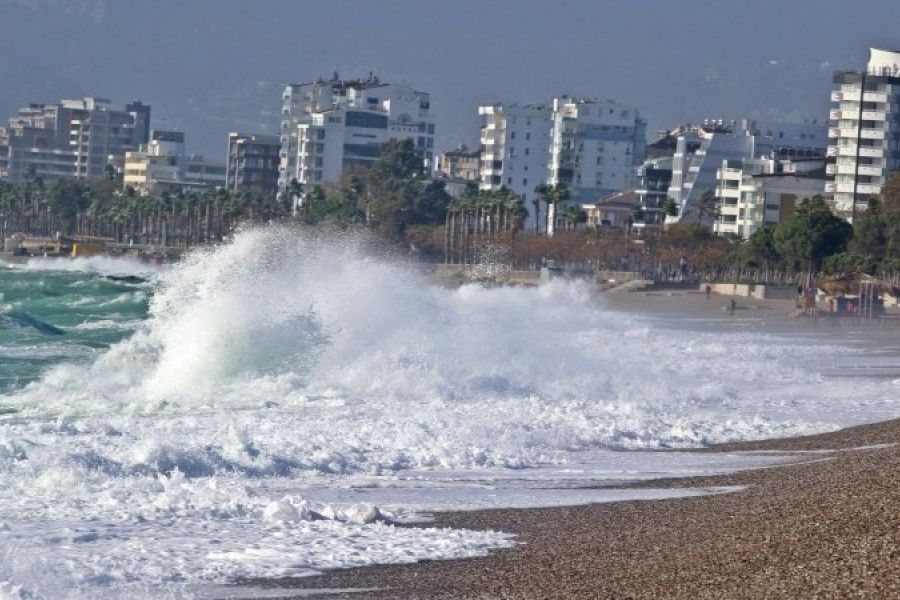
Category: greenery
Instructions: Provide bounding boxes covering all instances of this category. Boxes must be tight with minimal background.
[0,139,451,251]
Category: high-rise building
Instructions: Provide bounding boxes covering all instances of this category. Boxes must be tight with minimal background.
[478,103,553,229]
[123,130,225,195]
[827,47,900,219]
[0,97,150,183]
[226,132,281,196]
[548,96,647,203]
[278,73,435,192]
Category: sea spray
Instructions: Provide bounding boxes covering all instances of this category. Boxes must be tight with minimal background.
[1,226,899,594]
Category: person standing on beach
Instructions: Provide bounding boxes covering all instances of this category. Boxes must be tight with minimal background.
[705,284,711,300]
[730,299,736,315]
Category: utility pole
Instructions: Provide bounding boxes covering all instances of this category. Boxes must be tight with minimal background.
[851,72,867,223]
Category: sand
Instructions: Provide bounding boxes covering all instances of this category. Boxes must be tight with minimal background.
[242,289,900,599]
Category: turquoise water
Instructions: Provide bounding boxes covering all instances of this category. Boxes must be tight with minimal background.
[0,261,151,395]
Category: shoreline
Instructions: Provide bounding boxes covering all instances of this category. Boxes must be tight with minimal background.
[243,289,900,599]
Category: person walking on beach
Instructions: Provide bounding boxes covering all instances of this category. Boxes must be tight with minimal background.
[705,284,712,300]
[729,299,736,315]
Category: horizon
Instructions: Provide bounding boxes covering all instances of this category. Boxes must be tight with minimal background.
[3,0,900,160]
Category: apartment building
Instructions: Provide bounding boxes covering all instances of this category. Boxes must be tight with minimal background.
[279,73,435,191]
[548,97,646,203]
[478,103,552,229]
[0,97,150,182]
[124,130,225,195]
[226,132,280,196]
[827,47,900,219]
[437,145,480,181]
[714,156,825,239]
[667,119,826,225]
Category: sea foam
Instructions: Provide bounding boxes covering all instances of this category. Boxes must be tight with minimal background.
[1,226,899,596]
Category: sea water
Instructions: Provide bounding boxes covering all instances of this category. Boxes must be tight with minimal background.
[1,227,899,598]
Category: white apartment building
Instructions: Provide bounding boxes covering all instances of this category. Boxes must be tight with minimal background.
[478,104,552,231]
[124,130,225,195]
[279,74,435,192]
[548,97,646,207]
[827,47,900,219]
[667,119,826,225]
[0,97,150,182]
[714,157,825,239]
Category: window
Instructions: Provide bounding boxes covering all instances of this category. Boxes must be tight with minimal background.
[523,178,528,186]
[510,131,516,139]
[345,111,388,129]
[525,148,530,156]
[525,132,531,141]
[507,177,512,185]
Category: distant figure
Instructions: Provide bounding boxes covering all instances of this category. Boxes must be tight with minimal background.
[705,284,712,300]
[729,299,736,315]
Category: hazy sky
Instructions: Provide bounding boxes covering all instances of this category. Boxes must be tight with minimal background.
[3,0,900,160]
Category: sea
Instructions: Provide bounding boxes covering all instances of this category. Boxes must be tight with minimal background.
[1,226,899,598]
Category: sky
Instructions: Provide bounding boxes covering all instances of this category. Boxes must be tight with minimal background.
[2,0,900,161]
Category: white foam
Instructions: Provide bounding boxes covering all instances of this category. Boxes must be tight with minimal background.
[2,226,899,596]
[19,256,160,277]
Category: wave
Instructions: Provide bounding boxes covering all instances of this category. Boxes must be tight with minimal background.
[6,226,899,465]
[16,256,161,277]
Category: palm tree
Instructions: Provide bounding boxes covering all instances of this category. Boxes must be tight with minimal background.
[544,183,570,236]
[533,184,551,235]
[696,188,720,227]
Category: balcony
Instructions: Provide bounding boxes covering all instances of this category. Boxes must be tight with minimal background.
[860,146,883,157]
[858,165,883,177]
[831,91,843,102]
[858,183,882,195]
[827,146,838,157]
[861,128,885,140]
[863,91,888,103]
[826,163,837,175]
[861,110,886,121]
[825,182,837,193]
[830,109,843,120]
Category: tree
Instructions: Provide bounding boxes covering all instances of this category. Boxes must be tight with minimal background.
[536,183,569,236]
[664,198,679,218]
[773,196,852,273]
[850,198,886,260]
[696,188,720,225]
[877,171,900,214]
[742,226,780,270]
[631,206,645,223]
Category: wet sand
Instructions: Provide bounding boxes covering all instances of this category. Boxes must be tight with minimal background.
[243,289,900,599]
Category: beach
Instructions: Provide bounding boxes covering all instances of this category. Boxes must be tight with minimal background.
[252,289,900,599]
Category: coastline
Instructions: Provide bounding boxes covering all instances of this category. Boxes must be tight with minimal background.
[244,289,900,599]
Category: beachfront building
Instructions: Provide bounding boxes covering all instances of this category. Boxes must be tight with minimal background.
[0,97,150,183]
[225,132,280,196]
[437,145,480,181]
[478,103,552,230]
[583,189,640,229]
[714,156,826,238]
[667,119,827,226]
[123,130,226,195]
[827,47,900,219]
[278,73,435,192]
[548,96,646,203]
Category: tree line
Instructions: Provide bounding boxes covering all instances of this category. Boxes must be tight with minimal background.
[0,139,452,252]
